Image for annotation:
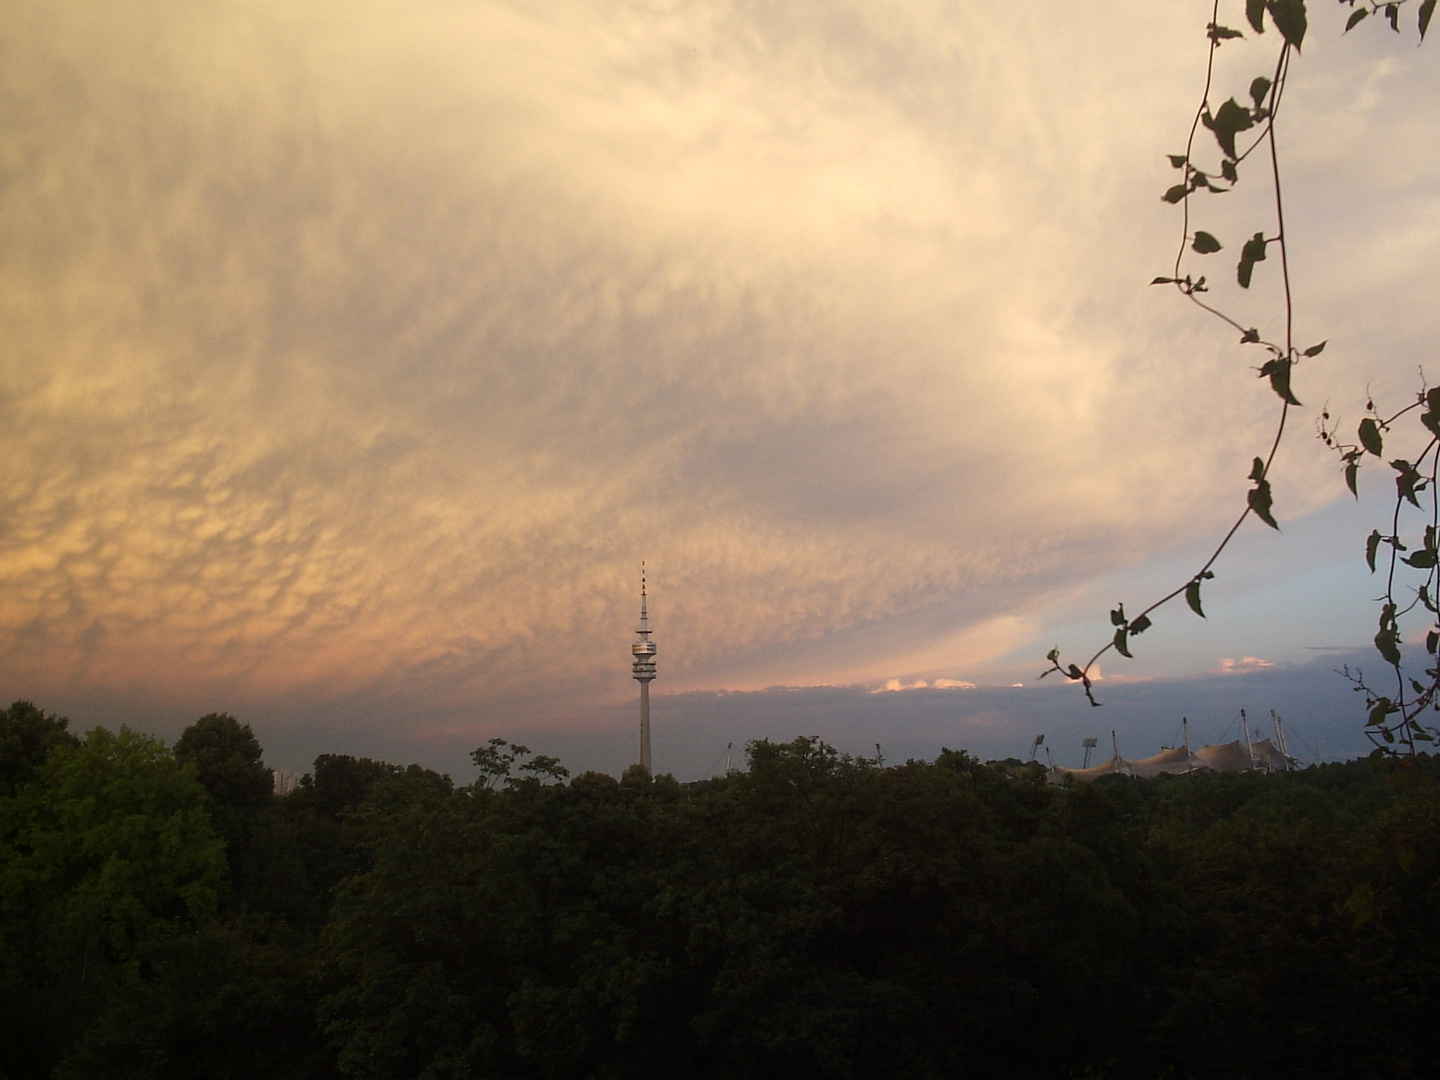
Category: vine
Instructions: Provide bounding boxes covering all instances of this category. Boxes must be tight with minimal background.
[1041,0,1434,754]
[1320,388,1440,752]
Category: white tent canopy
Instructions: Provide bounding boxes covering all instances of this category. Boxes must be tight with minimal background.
[1045,730,1300,785]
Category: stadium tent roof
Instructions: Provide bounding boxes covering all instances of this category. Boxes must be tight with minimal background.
[1048,756,1130,783]
[1126,746,1197,779]
[1190,739,1250,772]
[1245,738,1292,772]
[1046,738,1298,784]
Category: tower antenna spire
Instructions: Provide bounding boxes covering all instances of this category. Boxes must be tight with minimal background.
[631,562,658,772]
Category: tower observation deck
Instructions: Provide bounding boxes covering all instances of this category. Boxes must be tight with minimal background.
[632,565,657,772]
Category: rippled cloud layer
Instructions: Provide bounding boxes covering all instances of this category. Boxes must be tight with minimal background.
[2,1,1435,758]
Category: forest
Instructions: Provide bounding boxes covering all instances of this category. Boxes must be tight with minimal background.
[2,700,1438,1080]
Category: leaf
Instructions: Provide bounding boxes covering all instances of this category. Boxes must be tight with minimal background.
[1186,579,1206,618]
[1066,664,1085,681]
[1259,357,1302,405]
[1249,76,1272,107]
[1396,846,1416,874]
[1246,0,1267,34]
[1302,340,1327,357]
[1151,276,1176,285]
[1162,183,1189,204]
[1427,629,1439,654]
[1403,549,1437,569]
[1167,153,1188,168]
[1237,232,1268,288]
[1368,697,1396,725]
[1207,22,1245,41]
[1129,614,1152,634]
[1375,627,1403,666]
[1110,604,1126,627]
[1249,456,1267,482]
[1208,98,1255,159]
[1240,327,1260,344]
[1423,0,1436,40]
[1387,3,1400,32]
[1248,477,1279,530]
[1345,461,1359,497]
[1359,417,1383,457]
[1268,0,1308,50]
[1367,529,1382,572]
[1392,458,1424,508]
[1192,231,1223,254]
[1221,159,1238,183]
[1345,6,1368,32]
[1113,627,1133,658]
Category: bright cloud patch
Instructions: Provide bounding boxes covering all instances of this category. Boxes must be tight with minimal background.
[874,677,976,693]
[1215,657,1276,675]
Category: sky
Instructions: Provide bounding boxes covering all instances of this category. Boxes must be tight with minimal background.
[2,1,1437,781]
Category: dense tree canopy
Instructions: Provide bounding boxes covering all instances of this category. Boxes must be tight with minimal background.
[0,723,225,1078]
[0,700,78,798]
[3,702,1436,1080]
[174,714,273,818]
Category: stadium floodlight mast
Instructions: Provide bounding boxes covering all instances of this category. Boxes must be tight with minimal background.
[1028,734,1045,763]
[631,564,658,773]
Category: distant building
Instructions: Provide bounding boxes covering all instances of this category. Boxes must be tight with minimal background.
[1045,712,1299,783]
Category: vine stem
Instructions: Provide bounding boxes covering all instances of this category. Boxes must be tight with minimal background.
[1059,11,1300,703]
[1055,1,1439,752]
[1172,0,1222,285]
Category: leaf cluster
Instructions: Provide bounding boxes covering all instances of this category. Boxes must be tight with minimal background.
[1339,0,1436,39]
[1321,386,1440,751]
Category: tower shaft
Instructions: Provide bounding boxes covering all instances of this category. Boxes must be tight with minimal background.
[631,565,657,772]
[639,681,651,772]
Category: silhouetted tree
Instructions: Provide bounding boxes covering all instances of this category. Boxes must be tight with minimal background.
[0,699,78,797]
[0,726,224,1080]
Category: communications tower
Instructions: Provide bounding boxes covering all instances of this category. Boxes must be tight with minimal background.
[632,565,657,772]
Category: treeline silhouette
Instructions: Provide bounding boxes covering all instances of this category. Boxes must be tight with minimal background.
[2,700,1438,1079]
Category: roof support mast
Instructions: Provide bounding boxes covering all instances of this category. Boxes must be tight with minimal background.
[1271,710,1289,768]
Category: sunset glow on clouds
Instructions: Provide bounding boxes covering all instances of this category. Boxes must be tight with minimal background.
[1215,657,1276,675]
[2,1,1436,774]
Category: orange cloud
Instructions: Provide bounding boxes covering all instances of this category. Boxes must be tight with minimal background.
[3,0,1432,734]
[1214,657,1276,675]
[873,677,976,693]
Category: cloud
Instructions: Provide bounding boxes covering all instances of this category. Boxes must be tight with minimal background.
[1214,657,1277,675]
[1,1,1435,751]
[874,677,976,692]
